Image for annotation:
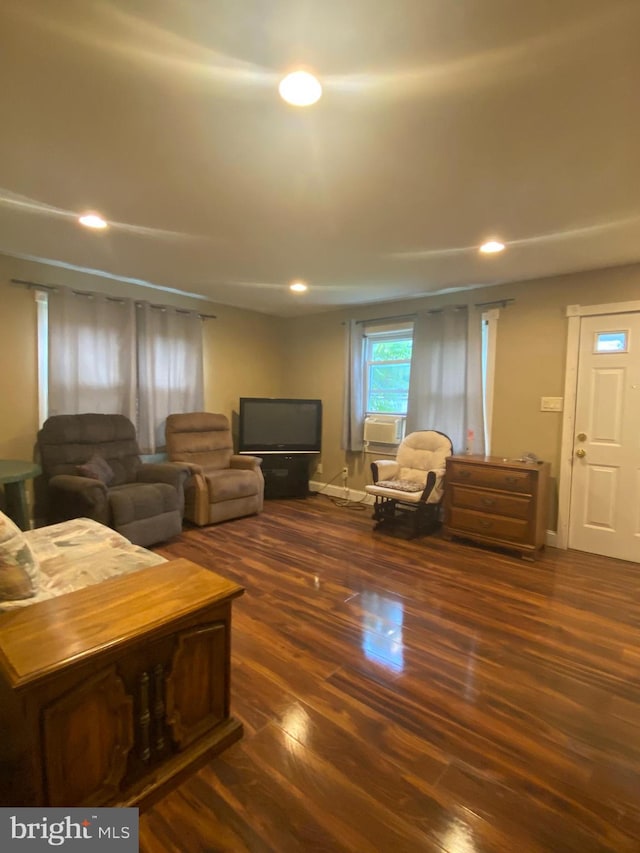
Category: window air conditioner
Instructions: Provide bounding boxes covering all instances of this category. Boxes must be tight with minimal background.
[363,416,404,445]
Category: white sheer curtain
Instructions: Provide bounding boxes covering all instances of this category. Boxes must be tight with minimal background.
[406,306,485,455]
[136,302,204,453]
[466,306,485,454]
[341,319,365,452]
[47,287,136,419]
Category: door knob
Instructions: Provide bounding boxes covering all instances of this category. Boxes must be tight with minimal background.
[577,432,587,442]
[575,448,586,458]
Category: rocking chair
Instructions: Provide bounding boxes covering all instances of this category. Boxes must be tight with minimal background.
[365,430,453,537]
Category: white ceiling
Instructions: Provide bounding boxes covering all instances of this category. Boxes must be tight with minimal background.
[1,0,639,317]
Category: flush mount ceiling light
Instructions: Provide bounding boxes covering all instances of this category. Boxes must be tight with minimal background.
[78,212,108,230]
[289,280,308,293]
[479,240,505,254]
[278,71,322,107]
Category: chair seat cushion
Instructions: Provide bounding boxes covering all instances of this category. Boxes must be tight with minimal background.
[365,483,424,504]
[380,478,424,492]
[108,482,180,527]
[206,469,260,503]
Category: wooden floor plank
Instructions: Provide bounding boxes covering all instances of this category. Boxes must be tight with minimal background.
[140,495,640,852]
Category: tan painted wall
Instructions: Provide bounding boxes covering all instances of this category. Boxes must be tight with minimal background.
[489,265,640,466]
[203,308,286,437]
[1,248,639,532]
[0,277,39,459]
[0,254,285,464]
[284,313,347,485]
[282,263,640,526]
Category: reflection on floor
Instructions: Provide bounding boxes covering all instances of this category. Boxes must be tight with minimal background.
[140,495,640,853]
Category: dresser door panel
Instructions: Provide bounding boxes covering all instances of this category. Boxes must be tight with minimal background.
[165,622,227,748]
[43,667,134,807]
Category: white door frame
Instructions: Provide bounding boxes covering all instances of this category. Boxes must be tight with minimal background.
[557,298,640,549]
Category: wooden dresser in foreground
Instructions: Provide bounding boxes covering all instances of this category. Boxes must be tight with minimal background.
[0,558,244,809]
[443,455,550,560]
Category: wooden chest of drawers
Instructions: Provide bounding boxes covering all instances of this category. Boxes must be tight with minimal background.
[442,455,550,560]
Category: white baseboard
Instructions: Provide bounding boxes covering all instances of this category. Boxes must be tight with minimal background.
[546,529,560,548]
[308,480,373,504]
[310,481,562,550]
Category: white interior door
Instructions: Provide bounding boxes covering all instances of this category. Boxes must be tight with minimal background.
[568,312,640,562]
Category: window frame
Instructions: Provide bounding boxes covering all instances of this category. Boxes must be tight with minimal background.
[364,325,414,417]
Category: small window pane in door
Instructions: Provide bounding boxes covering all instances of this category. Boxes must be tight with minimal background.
[594,331,628,353]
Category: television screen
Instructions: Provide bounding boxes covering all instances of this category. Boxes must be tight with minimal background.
[238,398,322,454]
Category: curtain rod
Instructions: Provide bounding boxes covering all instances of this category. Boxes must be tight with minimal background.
[355,312,417,325]
[474,297,515,309]
[352,296,515,325]
[10,278,216,319]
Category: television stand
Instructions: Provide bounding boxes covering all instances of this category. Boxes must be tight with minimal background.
[259,454,311,499]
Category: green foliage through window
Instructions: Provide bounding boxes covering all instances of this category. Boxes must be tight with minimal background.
[365,331,413,414]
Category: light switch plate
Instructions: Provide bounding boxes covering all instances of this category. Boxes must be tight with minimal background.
[540,396,563,412]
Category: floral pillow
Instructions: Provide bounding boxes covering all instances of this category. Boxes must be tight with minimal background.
[76,454,114,485]
[0,509,40,600]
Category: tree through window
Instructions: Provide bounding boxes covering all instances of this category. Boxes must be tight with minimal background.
[365,328,413,414]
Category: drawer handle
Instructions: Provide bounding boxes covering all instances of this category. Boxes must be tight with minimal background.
[479,520,493,528]
[505,476,519,484]
[481,497,496,506]
[459,470,471,478]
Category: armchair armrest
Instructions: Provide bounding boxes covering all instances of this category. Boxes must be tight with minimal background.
[370,460,399,483]
[136,463,190,515]
[136,462,190,490]
[172,462,206,490]
[47,474,109,523]
[230,454,263,471]
[181,462,204,475]
[422,467,447,503]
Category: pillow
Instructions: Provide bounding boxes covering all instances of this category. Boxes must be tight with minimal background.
[0,509,39,600]
[379,478,424,492]
[76,454,114,485]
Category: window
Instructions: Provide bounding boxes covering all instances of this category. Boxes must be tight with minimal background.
[365,327,413,414]
[37,288,204,453]
[593,330,628,353]
[345,308,499,455]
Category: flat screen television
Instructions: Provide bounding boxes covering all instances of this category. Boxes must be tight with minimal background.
[238,397,322,454]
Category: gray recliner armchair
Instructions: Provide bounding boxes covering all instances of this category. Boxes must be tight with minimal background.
[35,413,190,547]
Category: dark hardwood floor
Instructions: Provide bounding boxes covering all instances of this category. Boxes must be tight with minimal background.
[140,495,640,853]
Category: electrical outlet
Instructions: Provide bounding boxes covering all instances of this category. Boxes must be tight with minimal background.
[316,462,323,474]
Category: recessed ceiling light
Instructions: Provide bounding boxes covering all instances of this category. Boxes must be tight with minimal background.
[290,280,308,293]
[78,213,108,230]
[479,240,505,254]
[279,71,322,107]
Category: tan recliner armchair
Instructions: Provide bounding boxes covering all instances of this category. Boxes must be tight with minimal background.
[165,412,264,526]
